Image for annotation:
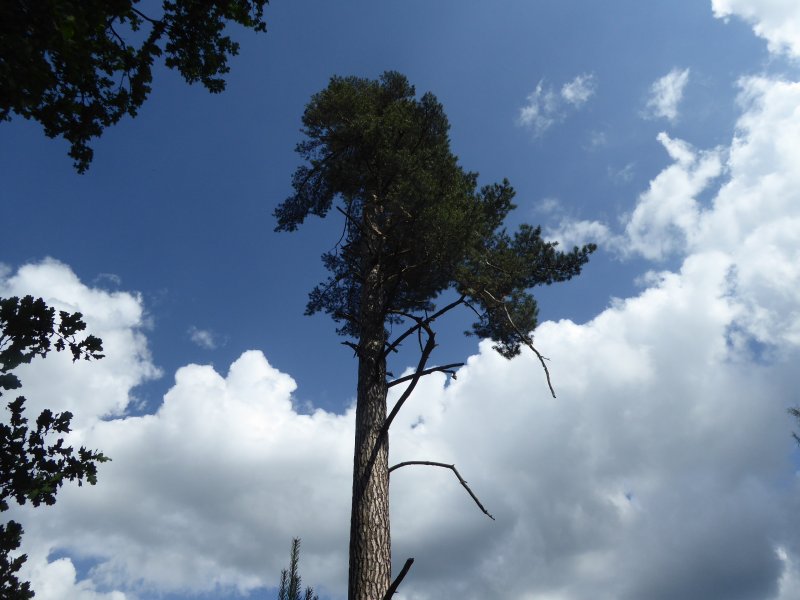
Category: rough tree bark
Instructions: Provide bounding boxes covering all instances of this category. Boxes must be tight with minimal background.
[348,217,392,600]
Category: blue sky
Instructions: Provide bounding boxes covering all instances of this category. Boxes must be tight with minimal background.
[2,1,800,599]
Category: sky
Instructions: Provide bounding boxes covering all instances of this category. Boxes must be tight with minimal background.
[1,1,800,598]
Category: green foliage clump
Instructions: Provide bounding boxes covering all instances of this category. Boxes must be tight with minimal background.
[0,295,108,598]
[0,1,269,172]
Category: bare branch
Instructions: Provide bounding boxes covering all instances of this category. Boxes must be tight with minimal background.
[131,7,161,25]
[107,21,127,48]
[382,558,414,600]
[360,320,437,490]
[463,297,483,320]
[381,323,436,438]
[335,205,367,235]
[389,461,495,520]
[522,337,555,398]
[387,363,463,388]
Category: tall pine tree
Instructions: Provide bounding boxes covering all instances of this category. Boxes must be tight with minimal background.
[275,71,595,600]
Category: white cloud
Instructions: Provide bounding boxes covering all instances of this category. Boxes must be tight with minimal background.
[776,547,800,600]
[0,260,160,598]
[560,73,597,107]
[188,326,217,350]
[518,81,560,136]
[622,132,725,260]
[518,74,596,137]
[533,197,562,215]
[624,76,800,345]
[644,68,691,122]
[712,0,800,59]
[547,130,726,261]
[545,218,613,250]
[17,350,354,597]
[695,77,800,347]
[0,258,161,427]
[24,552,130,600]
[0,263,352,597]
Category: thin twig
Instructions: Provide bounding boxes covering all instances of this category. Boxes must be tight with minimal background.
[389,461,495,520]
[341,341,360,356]
[382,558,414,600]
[335,205,368,236]
[482,289,556,398]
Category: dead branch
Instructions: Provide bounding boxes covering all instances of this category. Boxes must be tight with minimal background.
[360,320,437,490]
[335,205,369,238]
[462,297,483,320]
[381,321,436,439]
[389,461,495,520]
[482,289,556,398]
[387,362,464,388]
[383,295,466,357]
[382,558,414,600]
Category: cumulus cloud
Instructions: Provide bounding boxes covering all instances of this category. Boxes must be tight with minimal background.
[0,259,160,598]
[557,75,800,275]
[0,258,161,427]
[23,552,129,600]
[386,252,798,600]
[518,74,596,136]
[623,75,800,347]
[622,132,725,260]
[1,262,351,598]
[712,0,800,59]
[18,351,354,597]
[644,68,691,122]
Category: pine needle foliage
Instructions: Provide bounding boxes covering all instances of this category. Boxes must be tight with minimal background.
[275,71,595,358]
[278,538,318,600]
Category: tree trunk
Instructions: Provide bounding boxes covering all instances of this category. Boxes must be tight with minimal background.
[348,240,391,600]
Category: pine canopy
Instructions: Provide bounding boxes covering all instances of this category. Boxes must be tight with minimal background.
[275,71,595,357]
